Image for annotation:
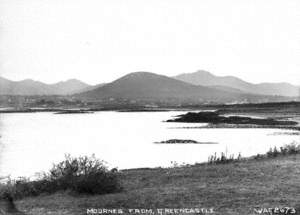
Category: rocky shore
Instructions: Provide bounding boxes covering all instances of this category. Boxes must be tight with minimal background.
[167,111,298,127]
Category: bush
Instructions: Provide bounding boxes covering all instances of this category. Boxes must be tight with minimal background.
[0,154,122,199]
[254,142,300,159]
[266,142,300,158]
[47,154,121,194]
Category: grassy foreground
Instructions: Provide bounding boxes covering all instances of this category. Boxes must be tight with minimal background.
[15,154,300,215]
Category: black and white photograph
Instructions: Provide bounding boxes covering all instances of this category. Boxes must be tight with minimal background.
[0,0,300,214]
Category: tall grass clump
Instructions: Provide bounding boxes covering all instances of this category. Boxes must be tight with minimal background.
[255,142,300,159]
[0,154,122,199]
[208,152,242,165]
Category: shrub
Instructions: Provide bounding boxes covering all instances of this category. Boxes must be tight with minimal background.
[47,154,121,194]
[0,154,122,199]
[254,142,300,159]
[266,142,300,158]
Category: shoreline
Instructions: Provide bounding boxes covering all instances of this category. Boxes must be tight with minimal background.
[0,107,184,114]
[1,106,299,132]
[168,124,300,131]
[12,152,300,215]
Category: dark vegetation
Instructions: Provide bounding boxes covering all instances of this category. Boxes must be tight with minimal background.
[208,152,242,164]
[254,142,300,159]
[0,155,121,199]
[167,111,298,126]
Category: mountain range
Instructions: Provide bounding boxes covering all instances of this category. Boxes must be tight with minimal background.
[0,77,94,95]
[0,71,299,104]
[75,72,297,104]
[174,70,300,97]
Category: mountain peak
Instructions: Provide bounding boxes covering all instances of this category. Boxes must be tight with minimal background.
[122,71,157,78]
[22,78,38,82]
[55,79,87,85]
[176,70,214,78]
[114,72,165,83]
[194,70,213,75]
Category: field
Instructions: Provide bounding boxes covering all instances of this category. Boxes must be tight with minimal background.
[15,154,300,215]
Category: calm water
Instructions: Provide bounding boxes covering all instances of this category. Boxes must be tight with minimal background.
[0,111,299,178]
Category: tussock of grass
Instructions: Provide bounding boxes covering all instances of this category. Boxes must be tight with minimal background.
[208,152,242,165]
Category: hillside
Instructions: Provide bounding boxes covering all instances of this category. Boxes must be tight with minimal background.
[174,70,300,97]
[76,72,254,103]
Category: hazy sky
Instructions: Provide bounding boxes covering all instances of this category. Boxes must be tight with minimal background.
[0,0,299,85]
